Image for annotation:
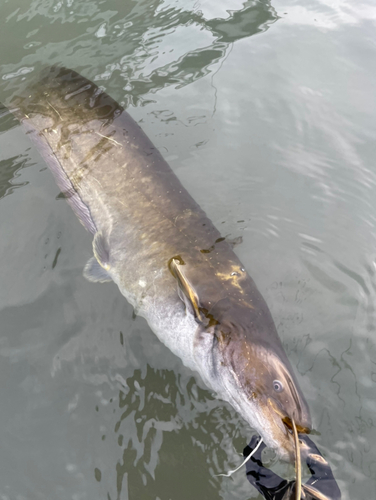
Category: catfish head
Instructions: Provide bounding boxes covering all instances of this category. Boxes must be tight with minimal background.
[206,298,312,461]
[170,258,311,462]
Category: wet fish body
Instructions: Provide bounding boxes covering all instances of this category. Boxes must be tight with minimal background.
[10,67,311,460]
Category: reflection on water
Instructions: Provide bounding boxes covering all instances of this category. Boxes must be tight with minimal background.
[94,0,278,105]
[0,154,29,199]
[109,367,230,500]
[1,0,277,106]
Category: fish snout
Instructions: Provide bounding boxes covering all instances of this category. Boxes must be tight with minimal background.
[268,396,312,435]
[282,416,311,453]
[282,407,312,436]
[267,375,312,436]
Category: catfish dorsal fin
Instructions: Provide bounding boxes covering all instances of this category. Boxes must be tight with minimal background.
[169,257,204,323]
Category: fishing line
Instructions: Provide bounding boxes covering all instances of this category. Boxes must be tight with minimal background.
[216,437,264,477]
[292,418,302,500]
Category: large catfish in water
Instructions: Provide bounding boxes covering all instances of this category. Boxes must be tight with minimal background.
[9,67,311,461]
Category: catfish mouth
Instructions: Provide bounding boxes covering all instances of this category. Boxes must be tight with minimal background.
[283,416,311,435]
[268,398,311,436]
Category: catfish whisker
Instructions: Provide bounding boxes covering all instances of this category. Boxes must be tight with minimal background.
[216,437,264,477]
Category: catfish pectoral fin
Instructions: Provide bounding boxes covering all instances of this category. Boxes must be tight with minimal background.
[169,258,205,323]
[83,257,112,283]
[93,231,110,270]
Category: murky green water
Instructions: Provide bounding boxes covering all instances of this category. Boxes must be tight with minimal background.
[0,1,375,499]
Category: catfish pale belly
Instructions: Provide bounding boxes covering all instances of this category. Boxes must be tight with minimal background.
[10,67,311,461]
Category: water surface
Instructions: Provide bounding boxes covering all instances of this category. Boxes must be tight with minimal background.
[0,0,375,499]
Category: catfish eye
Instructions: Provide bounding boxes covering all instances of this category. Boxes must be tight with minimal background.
[273,380,284,393]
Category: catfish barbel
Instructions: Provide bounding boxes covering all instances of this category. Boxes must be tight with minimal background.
[9,67,311,461]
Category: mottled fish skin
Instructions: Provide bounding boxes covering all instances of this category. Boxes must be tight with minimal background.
[9,67,311,461]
